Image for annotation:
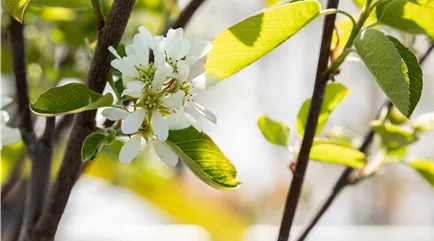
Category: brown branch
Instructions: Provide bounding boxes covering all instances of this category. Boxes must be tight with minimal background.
[295,43,434,241]
[1,155,25,202]
[32,1,136,240]
[276,1,341,240]
[162,0,206,35]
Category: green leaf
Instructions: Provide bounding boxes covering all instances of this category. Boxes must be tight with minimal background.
[354,29,423,118]
[355,0,434,9]
[5,0,31,22]
[297,82,349,137]
[205,0,321,82]
[309,143,366,168]
[166,127,240,190]
[81,130,115,162]
[265,0,281,6]
[412,113,434,132]
[313,138,353,148]
[376,0,434,39]
[408,159,434,187]
[31,0,91,8]
[30,83,114,117]
[371,120,418,150]
[257,115,290,146]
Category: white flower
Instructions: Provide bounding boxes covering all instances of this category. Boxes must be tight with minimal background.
[116,133,178,166]
[0,108,21,150]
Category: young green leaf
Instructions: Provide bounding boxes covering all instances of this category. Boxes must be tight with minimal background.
[166,127,240,190]
[376,0,434,39]
[354,29,423,118]
[408,159,434,187]
[30,83,114,116]
[309,143,366,168]
[297,82,349,137]
[257,115,290,146]
[31,0,91,8]
[205,0,321,82]
[412,113,434,132]
[5,0,31,22]
[81,130,115,162]
[371,120,418,150]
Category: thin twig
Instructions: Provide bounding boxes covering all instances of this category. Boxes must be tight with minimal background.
[1,156,25,202]
[162,0,206,35]
[33,1,136,240]
[295,43,434,241]
[276,1,341,240]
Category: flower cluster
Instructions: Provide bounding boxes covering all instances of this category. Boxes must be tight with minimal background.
[102,27,215,165]
[1,96,21,150]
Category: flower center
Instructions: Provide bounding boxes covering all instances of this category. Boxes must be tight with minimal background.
[143,94,160,111]
[136,65,156,83]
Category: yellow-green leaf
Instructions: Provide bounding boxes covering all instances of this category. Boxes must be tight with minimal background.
[412,113,434,132]
[205,0,321,82]
[297,82,349,137]
[354,29,423,118]
[371,120,418,150]
[30,83,114,117]
[309,143,366,168]
[81,130,115,162]
[5,0,31,22]
[376,0,434,39]
[408,159,434,187]
[166,127,240,190]
[257,115,290,146]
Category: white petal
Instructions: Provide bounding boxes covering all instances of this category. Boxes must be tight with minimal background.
[192,73,219,89]
[165,112,202,132]
[152,111,169,141]
[154,140,178,167]
[122,74,135,86]
[142,138,163,163]
[122,81,145,98]
[101,108,130,121]
[138,26,155,46]
[1,110,10,124]
[165,28,184,53]
[132,33,150,66]
[121,108,146,134]
[2,126,21,146]
[163,90,185,109]
[1,96,13,108]
[167,39,191,61]
[185,40,212,66]
[119,135,142,164]
[111,57,139,77]
[171,60,190,81]
[151,62,173,91]
[193,102,217,124]
[108,46,122,59]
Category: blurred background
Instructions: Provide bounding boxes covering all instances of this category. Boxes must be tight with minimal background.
[1,0,434,240]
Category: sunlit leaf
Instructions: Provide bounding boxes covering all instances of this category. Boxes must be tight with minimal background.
[376,0,434,39]
[166,127,240,190]
[205,0,321,83]
[388,106,408,125]
[297,82,349,137]
[81,130,115,162]
[412,113,434,132]
[327,126,362,148]
[408,159,434,187]
[5,0,31,22]
[30,83,114,116]
[309,143,366,168]
[371,120,418,150]
[31,0,91,8]
[354,29,423,118]
[313,138,353,148]
[257,115,290,146]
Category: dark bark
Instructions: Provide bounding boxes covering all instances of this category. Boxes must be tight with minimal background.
[277,1,341,240]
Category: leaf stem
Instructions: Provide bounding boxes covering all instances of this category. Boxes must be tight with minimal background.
[295,43,434,241]
[321,9,356,27]
[276,0,340,240]
[91,0,105,33]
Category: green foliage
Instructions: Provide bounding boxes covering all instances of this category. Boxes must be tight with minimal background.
[309,143,366,168]
[205,0,320,82]
[408,159,434,187]
[297,82,349,137]
[265,0,281,6]
[31,0,91,8]
[371,120,418,150]
[81,130,116,162]
[257,115,290,146]
[354,29,423,118]
[376,0,434,39]
[166,127,240,190]
[5,0,31,22]
[30,83,114,116]
[388,106,408,125]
